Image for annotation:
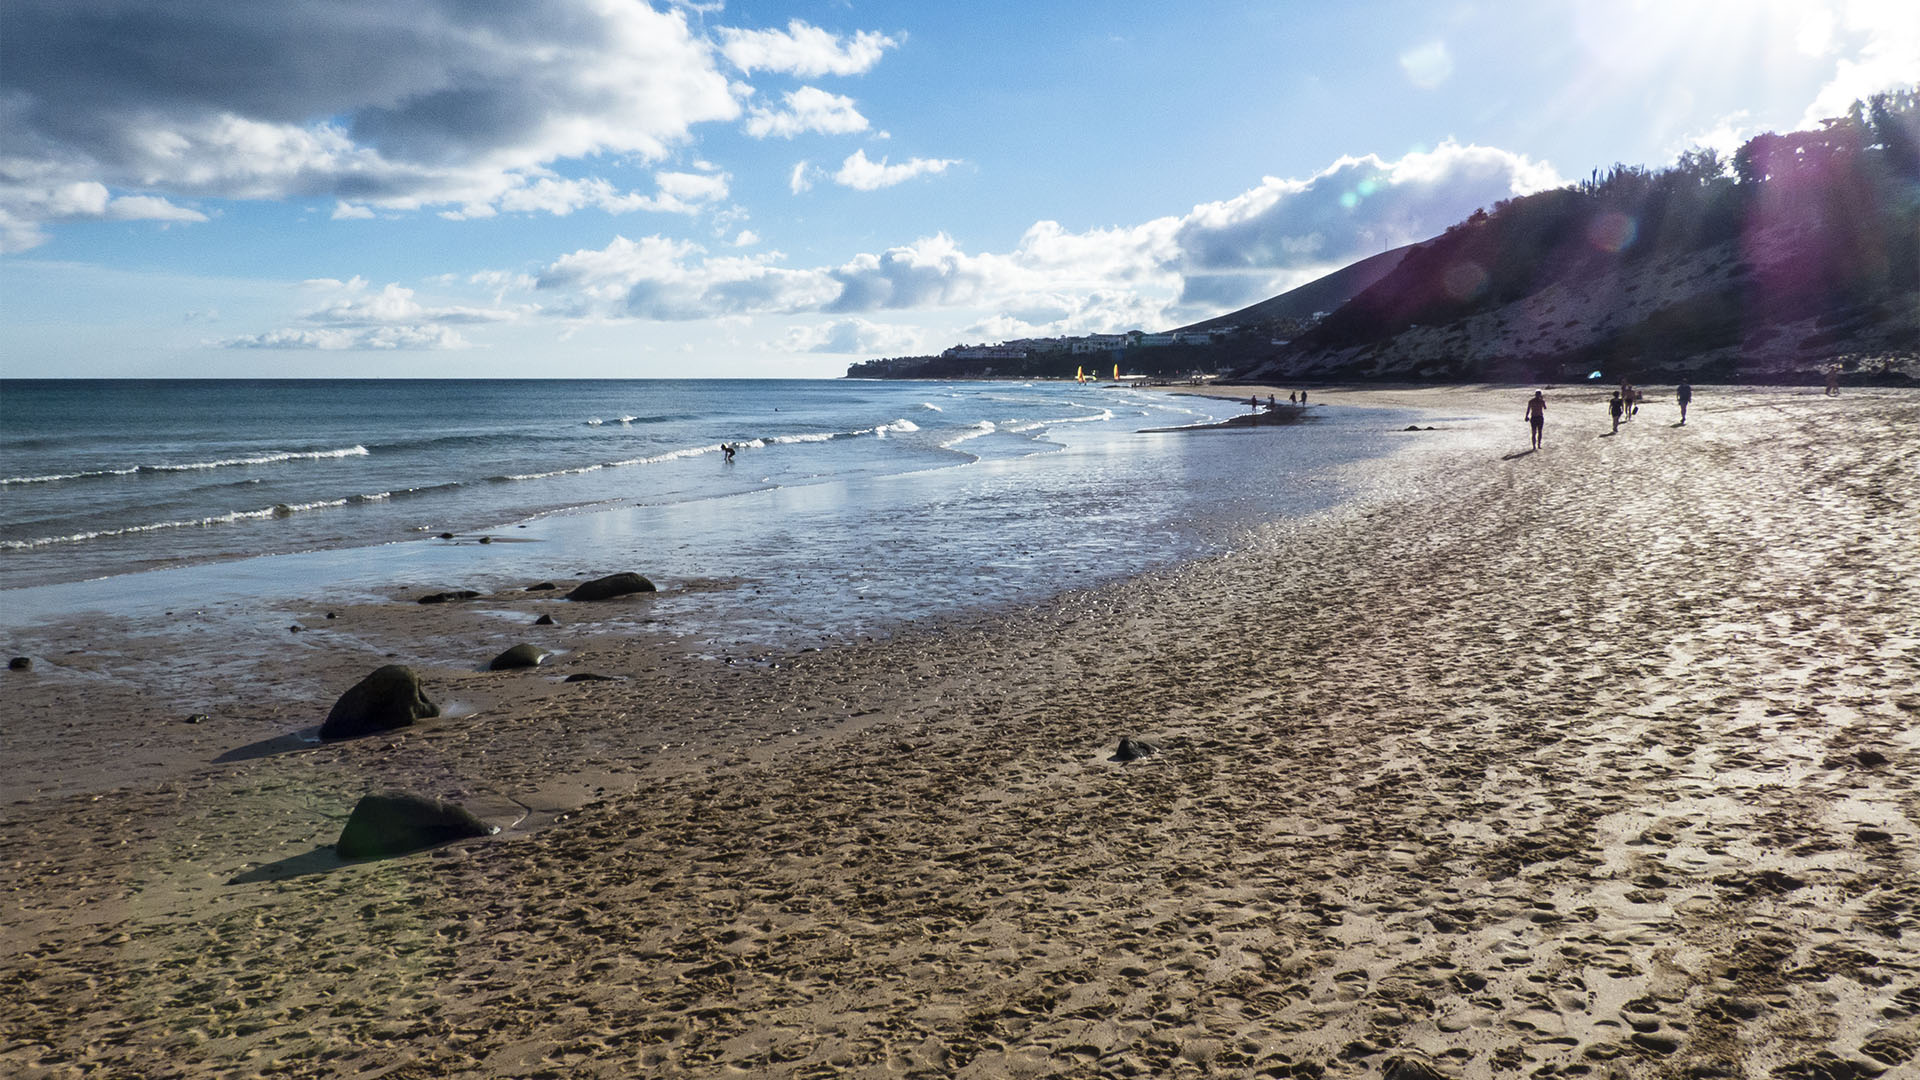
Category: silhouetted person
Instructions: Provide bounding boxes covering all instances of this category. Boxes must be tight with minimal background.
[1676,380,1693,424]
[1525,390,1546,449]
[1289,391,1298,405]
[722,443,736,462]
[1609,391,1624,433]
[1299,389,1307,405]
[1825,366,1840,396]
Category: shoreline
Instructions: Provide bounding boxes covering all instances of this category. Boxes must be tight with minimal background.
[4,386,1916,1078]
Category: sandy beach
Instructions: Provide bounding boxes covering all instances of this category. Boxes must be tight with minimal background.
[4,385,1917,1079]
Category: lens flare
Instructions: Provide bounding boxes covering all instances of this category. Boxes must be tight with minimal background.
[1442,260,1488,301]
[1587,211,1638,252]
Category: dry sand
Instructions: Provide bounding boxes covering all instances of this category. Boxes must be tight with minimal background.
[3,385,1917,1079]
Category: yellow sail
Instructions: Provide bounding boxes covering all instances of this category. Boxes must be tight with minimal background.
[1113,363,1119,381]
[1076,365,1084,383]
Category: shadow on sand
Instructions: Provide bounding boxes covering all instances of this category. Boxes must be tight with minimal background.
[213,727,323,764]
[227,845,347,885]
[1502,449,1537,460]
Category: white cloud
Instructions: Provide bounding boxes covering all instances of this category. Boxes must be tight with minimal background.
[1800,0,1920,126]
[784,317,921,355]
[716,19,899,77]
[732,230,761,247]
[745,87,871,138]
[1673,111,1757,161]
[1,0,741,241]
[536,234,841,321]
[1398,40,1454,90]
[789,161,817,194]
[221,277,520,350]
[832,149,961,191]
[0,179,206,252]
[330,201,376,220]
[222,325,474,350]
[530,141,1565,333]
[1170,140,1562,310]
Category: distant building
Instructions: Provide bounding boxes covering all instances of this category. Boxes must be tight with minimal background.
[1070,334,1129,354]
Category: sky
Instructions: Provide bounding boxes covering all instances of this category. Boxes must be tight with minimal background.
[2,0,1915,379]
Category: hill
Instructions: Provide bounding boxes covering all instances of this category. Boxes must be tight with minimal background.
[1174,243,1416,334]
[1239,90,1920,385]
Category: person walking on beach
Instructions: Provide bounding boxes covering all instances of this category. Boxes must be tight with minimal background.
[1609,391,1625,433]
[1525,390,1546,449]
[1676,380,1693,425]
[1299,389,1308,405]
[1825,366,1841,396]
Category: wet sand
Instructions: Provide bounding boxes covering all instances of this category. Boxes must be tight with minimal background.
[3,385,1917,1079]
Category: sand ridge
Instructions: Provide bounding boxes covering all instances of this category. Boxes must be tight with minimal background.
[2,386,1916,1078]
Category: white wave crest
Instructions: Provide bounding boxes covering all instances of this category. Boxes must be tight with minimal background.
[2,445,369,485]
[941,420,998,448]
[874,419,919,438]
[2,498,352,550]
[919,402,943,411]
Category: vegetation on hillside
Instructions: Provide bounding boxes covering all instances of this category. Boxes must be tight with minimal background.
[1283,88,1919,381]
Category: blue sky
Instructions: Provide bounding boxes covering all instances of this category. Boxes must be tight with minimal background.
[3,0,1914,378]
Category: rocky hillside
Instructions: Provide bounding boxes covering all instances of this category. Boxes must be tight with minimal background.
[1240,90,1919,385]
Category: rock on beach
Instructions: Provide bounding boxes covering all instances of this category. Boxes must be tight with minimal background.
[488,644,550,671]
[566,573,656,602]
[335,793,494,859]
[318,665,439,740]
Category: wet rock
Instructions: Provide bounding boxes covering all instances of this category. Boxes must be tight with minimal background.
[478,536,492,544]
[319,665,439,740]
[1113,737,1158,761]
[289,624,303,633]
[564,673,618,683]
[325,612,337,619]
[566,572,656,602]
[526,582,558,591]
[7,656,30,671]
[185,713,208,724]
[488,644,550,671]
[417,590,481,604]
[1857,828,1894,844]
[437,532,454,539]
[335,793,494,859]
[1855,749,1890,767]
[533,614,556,626]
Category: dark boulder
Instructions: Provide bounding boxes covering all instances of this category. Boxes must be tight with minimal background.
[564,673,619,683]
[335,793,494,859]
[526,582,558,591]
[1113,737,1159,762]
[533,614,556,626]
[488,644,550,671]
[7,656,30,671]
[417,590,481,604]
[319,665,439,740]
[566,573,656,602]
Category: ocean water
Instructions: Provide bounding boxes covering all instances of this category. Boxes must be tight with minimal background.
[1,379,1415,643]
